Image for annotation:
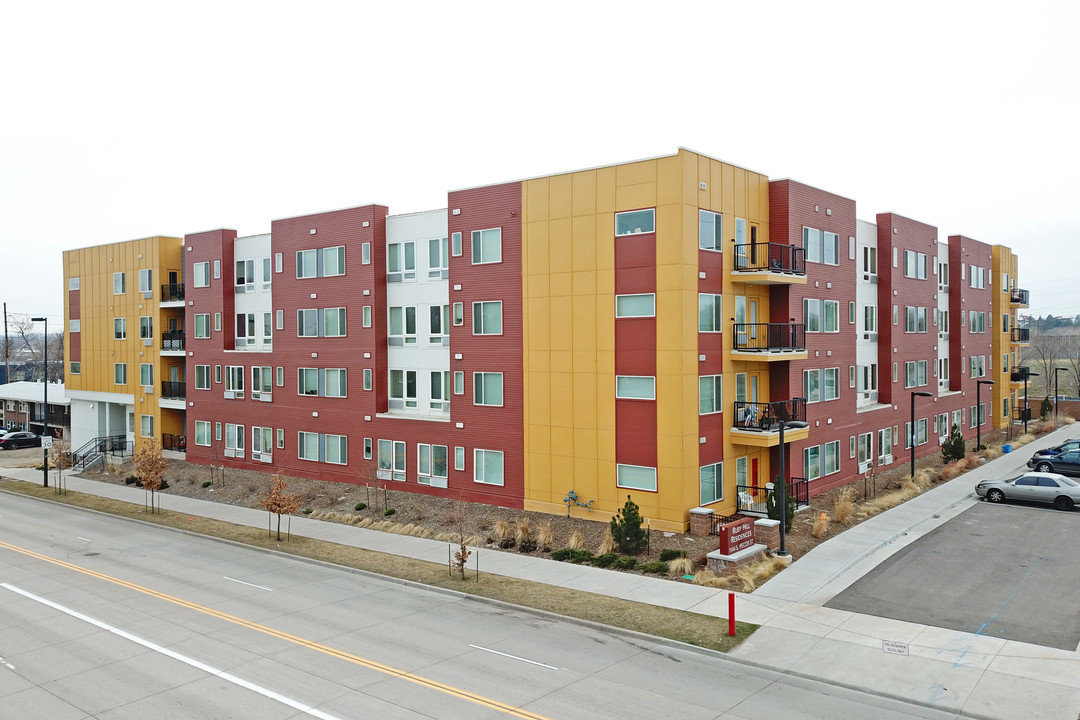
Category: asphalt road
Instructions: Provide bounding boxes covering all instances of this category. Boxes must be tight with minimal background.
[827,501,1080,650]
[0,491,959,720]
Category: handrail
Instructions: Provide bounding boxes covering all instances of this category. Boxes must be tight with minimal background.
[732,242,806,275]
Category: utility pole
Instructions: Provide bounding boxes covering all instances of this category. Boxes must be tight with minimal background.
[3,302,8,385]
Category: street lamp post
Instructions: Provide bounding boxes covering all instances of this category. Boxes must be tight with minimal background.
[1055,367,1068,421]
[910,391,933,479]
[1024,372,1040,433]
[30,316,48,488]
[776,419,788,557]
[976,380,995,452]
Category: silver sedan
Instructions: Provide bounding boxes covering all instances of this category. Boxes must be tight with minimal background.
[976,471,1080,511]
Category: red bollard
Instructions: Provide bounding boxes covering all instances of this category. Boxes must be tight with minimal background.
[728,592,736,636]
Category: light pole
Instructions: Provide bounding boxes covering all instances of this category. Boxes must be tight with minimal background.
[976,380,994,451]
[1055,367,1068,421]
[1024,371,1039,433]
[30,316,48,488]
[776,419,788,557]
[910,391,933,479]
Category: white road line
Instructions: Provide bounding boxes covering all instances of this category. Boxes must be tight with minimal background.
[76,537,92,543]
[1,583,341,720]
[223,576,274,591]
[468,644,558,670]
[0,655,15,670]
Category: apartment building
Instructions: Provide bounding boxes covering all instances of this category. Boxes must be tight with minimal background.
[63,236,187,455]
[64,148,1029,531]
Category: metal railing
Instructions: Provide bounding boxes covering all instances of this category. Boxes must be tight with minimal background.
[161,283,185,302]
[1010,288,1030,305]
[732,242,806,275]
[162,433,186,452]
[707,513,742,535]
[72,434,132,470]
[30,409,68,426]
[732,322,806,352]
[1011,327,1030,343]
[161,381,185,399]
[732,398,807,431]
[1011,366,1030,382]
[735,477,810,515]
[162,330,185,351]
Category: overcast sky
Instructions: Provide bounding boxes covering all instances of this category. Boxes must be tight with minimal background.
[3,0,1077,332]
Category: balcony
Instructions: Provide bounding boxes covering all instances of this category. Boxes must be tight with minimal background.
[1010,288,1030,307]
[736,477,810,516]
[730,398,810,448]
[161,381,185,400]
[732,242,807,285]
[161,283,185,304]
[162,433,186,453]
[1011,327,1031,345]
[1011,366,1030,383]
[731,322,807,361]
[161,330,185,354]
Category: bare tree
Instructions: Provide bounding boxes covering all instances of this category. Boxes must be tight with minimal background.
[49,434,71,492]
[260,473,301,541]
[47,331,64,383]
[133,439,168,513]
[1023,330,1065,397]
[450,495,472,579]
[1061,334,1080,400]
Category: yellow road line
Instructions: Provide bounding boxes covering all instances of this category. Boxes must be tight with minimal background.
[0,539,552,720]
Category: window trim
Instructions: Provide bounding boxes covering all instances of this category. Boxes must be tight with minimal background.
[616,463,658,492]
[615,375,656,401]
[615,208,656,237]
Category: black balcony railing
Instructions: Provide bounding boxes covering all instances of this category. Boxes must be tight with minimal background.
[162,330,185,351]
[1010,288,1030,305]
[733,242,806,275]
[735,477,809,515]
[162,433,186,452]
[161,381,185,399]
[1011,366,1030,382]
[30,409,67,426]
[1011,327,1031,343]
[732,322,806,352]
[732,398,807,432]
[161,283,185,302]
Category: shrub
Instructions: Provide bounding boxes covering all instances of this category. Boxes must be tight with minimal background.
[659,548,686,562]
[597,529,616,556]
[201,480,211,488]
[613,555,637,570]
[942,422,967,460]
[302,508,313,515]
[569,549,594,564]
[610,495,648,555]
[494,519,515,548]
[536,522,554,552]
[766,487,796,531]
[516,518,536,552]
[669,557,693,576]
[1041,396,1053,421]
[640,561,669,574]
[693,569,734,589]
[383,508,396,517]
[567,531,585,551]
[354,502,367,511]
[833,486,856,524]
[811,511,830,538]
[592,553,618,567]
[551,548,574,561]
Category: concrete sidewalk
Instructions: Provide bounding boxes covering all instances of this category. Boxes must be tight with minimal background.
[4,426,1080,720]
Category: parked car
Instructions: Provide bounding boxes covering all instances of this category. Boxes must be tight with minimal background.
[1027,449,1080,476]
[1030,439,1080,459]
[0,431,41,450]
[976,471,1080,510]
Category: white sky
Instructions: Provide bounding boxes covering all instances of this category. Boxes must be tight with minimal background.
[3,0,1078,331]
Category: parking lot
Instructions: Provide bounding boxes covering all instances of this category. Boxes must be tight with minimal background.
[827,500,1080,650]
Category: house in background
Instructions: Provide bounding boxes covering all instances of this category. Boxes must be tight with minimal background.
[0,381,70,439]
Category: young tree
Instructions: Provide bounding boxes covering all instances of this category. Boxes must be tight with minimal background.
[260,473,301,541]
[49,434,71,490]
[133,438,168,513]
[610,495,648,555]
[449,495,472,579]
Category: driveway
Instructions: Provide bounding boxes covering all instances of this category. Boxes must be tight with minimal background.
[826,500,1080,650]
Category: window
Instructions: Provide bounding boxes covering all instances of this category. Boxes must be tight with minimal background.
[824,441,840,474]
[804,445,821,481]
[453,302,464,326]
[298,432,347,465]
[616,376,656,400]
[140,415,154,438]
[430,305,450,344]
[698,294,722,332]
[277,429,284,449]
[215,313,222,332]
[140,363,153,387]
[804,298,821,332]
[804,369,820,403]
[699,375,722,414]
[472,301,503,335]
[904,360,929,388]
[263,312,272,344]
[878,428,893,464]
[823,367,839,400]
[969,265,986,289]
[474,372,504,406]
[823,300,839,332]
[904,251,928,279]
[858,432,873,465]
[69,276,80,290]
[361,243,371,264]
[70,319,80,333]
[364,438,372,459]
[235,313,255,345]
[377,439,406,481]
[905,418,929,448]
[298,368,347,397]
[864,305,877,333]
[70,361,81,374]
[617,463,657,491]
[971,355,986,378]
[390,369,417,408]
[276,367,284,387]
[803,227,839,265]
[194,262,210,287]
[616,294,655,318]
[387,241,417,280]
[455,446,465,471]
[823,232,839,265]
[297,308,346,337]
[235,259,254,290]
[215,422,222,441]
[417,444,448,485]
[296,246,345,278]
[215,365,221,384]
[114,363,127,385]
[451,232,462,257]
[297,309,318,337]
[137,268,152,294]
[252,366,272,397]
[362,306,371,328]
[429,237,449,277]
[113,272,126,294]
[471,228,503,264]
[363,368,372,391]
[139,316,152,340]
[214,260,221,279]
[905,306,928,333]
[195,421,211,447]
[862,246,877,275]
[296,249,317,279]
[323,246,345,276]
[431,370,450,410]
[195,365,211,390]
[194,314,210,338]
[323,308,345,336]
[699,210,722,251]
[454,371,464,395]
[225,366,245,397]
[114,318,127,340]
[699,462,722,505]
[969,311,986,333]
[299,431,319,461]
[388,306,416,344]
[275,253,283,273]
[252,426,273,459]
[615,209,655,236]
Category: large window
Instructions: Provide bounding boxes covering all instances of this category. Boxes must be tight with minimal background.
[193,262,210,287]
[113,318,126,340]
[429,305,449,344]
[472,301,503,335]
[699,375,722,414]
[252,426,273,460]
[296,246,345,278]
[298,368,347,397]
[298,432,347,465]
[616,294,655,318]
[699,462,722,505]
[429,237,449,278]
[139,269,152,294]
[139,316,153,340]
[297,308,346,337]
[969,265,986,289]
[471,228,502,264]
[194,314,210,338]
[225,423,245,457]
[970,355,986,378]
[904,360,929,388]
[905,306,928,333]
[387,241,417,280]
[225,365,245,397]
[823,300,839,332]
[474,449,505,485]
[699,210,722,251]
[140,415,154,438]
[698,294,722,332]
[615,209,655,236]
[140,363,153,387]
[969,311,987,333]
[804,441,840,481]
[195,365,211,390]
[616,463,657,492]
[803,227,839,265]
[114,363,127,385]
[390,369,417,407]
[417,444,448,486]
[616,376,655,400]
[474,372,504,406]
[388,306,416,344]
[195,421,211,446]
[235,313,255,345]
[252,366,272,397]
[378,439,406,481]
[904,250,928,279]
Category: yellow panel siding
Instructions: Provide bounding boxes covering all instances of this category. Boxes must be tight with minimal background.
[594,166,616,216]
[526,220,551,278]
[614,159,656,188]
[572,172,597,217]
[549,218,573,275]
[657,154,684,207]
[571,216,597,270]
[548,174,573,221]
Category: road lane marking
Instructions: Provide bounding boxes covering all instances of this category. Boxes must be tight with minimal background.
[76,537,92,543]
[469,645,558,670]
[223,576,274,591]
[0,655,15,670]
[2,583,342,720]
[974,557,1046,635]
[0,539,551,720]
